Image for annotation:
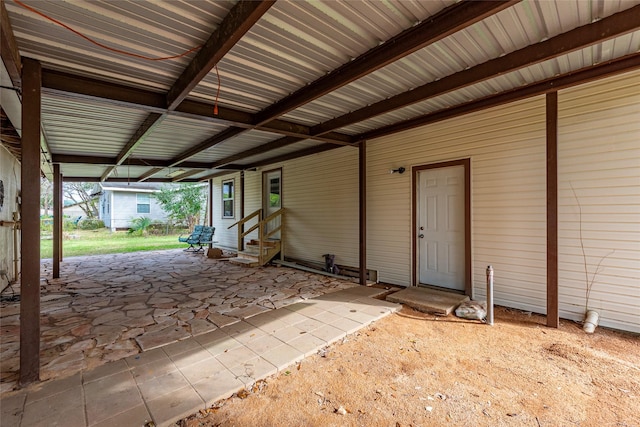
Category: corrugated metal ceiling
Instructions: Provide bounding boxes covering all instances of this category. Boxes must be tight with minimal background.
[2,0,639,182]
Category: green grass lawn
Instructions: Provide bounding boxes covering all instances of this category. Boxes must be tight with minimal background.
[40,229,188,258]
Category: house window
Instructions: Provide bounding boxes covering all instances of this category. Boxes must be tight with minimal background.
[136,193,150,214]
[222,179,234,218]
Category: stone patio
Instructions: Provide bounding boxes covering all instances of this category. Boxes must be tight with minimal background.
[0,249,362,395]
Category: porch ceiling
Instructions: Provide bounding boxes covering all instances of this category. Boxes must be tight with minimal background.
[1,0,639,183]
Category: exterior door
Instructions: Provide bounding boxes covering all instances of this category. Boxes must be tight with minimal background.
[263,169,281,239]
[417,165,465,290]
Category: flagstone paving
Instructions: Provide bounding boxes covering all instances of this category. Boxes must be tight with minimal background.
[0,249,361,395]
[1,278,400,427]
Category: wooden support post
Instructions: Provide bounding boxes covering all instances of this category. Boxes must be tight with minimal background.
[359,142,367,286]
[20,57,41,385]
[208,178,214,251]
[53,164,61,278]
[58,172,63,262]
[240,171,245,243]
[546,92,559,328]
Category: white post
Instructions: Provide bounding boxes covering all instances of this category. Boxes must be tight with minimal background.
[486,265,494,325]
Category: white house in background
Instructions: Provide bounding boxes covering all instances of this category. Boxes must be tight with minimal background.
[210,71,640,334]
[97,182,169,231]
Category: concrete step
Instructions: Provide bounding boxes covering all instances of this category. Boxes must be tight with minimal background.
[386,286,469,316]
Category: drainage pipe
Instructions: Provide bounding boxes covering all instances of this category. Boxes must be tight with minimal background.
[486,265,494,325]
[583,310,599,333]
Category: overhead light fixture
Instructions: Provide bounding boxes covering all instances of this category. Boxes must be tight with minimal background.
[167,169,186,178]
[389,167,406,174]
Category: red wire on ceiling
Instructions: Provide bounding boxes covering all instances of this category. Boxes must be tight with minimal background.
[13,0,202,61]
[13,0,223,115]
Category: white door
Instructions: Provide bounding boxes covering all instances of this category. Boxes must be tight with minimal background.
[263,169,282,239]
[417,165,465,290]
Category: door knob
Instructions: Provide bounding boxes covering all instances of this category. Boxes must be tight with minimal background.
[418,234,424,238]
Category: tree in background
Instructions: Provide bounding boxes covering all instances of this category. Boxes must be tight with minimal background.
[154,183,206,231]
[63,182,99,218]
[40,177,53,215]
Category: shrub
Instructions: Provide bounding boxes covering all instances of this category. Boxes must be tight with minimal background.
[78,219,105,230]
[128,217,152,236]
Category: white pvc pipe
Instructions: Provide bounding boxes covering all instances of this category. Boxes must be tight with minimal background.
[486,265,494,325]
[583,310,599,333]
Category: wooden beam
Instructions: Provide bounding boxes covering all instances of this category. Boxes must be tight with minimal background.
[312,4,640,136]
[358,53,640,141]
[166,0,275,110]
[0,0,21,86]
[53,164,61,278]
[197,170,237,181]
[64,177,200,183]
[546,92,559,328]
[20,57,41,385]
[209,136,301,169]
[41,69,353,145]
[240,54,640,170]
[52,154,211,169]
[243,143,345,169]
[137,167,165,183]
[101,112,166,181]
[171,170,202,182]
[359,141,367,286]
[167,127,246,167]
[253,0,518,125]
[42,69,167,110]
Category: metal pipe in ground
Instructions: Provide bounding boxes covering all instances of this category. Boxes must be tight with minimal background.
[486,265,494,325]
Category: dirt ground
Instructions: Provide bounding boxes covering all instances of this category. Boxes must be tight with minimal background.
[175,305,639,427]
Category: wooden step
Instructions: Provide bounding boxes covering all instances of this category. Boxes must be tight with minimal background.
[228,257,259,267]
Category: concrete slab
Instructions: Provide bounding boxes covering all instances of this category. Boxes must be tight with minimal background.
[386,286,469,315]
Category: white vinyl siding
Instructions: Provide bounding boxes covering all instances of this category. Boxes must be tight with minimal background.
[0,146,21,282]
[558,70,640,333]
[219,72,640,333]
[367,96,548,314]
[239,148,360,267]
[108,191,167,229]
[280,147,359,267]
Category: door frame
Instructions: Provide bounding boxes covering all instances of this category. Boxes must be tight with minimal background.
[412,158,471,295]
[262,167,282,216]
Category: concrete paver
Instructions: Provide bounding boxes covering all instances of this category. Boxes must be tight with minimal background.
[0,249,400,427]
[1,253,401,427]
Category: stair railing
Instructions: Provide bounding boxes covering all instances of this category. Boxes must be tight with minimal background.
[259,208,285,264]
[227,208,261,252]
[228,208,285,264]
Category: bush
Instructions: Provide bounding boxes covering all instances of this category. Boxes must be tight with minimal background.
[128,217,152,236]
[63,219,78,231]
[40,216,53,232]
[78,219,105,230]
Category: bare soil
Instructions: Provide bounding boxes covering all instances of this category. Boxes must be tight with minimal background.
[176,306,639,427]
